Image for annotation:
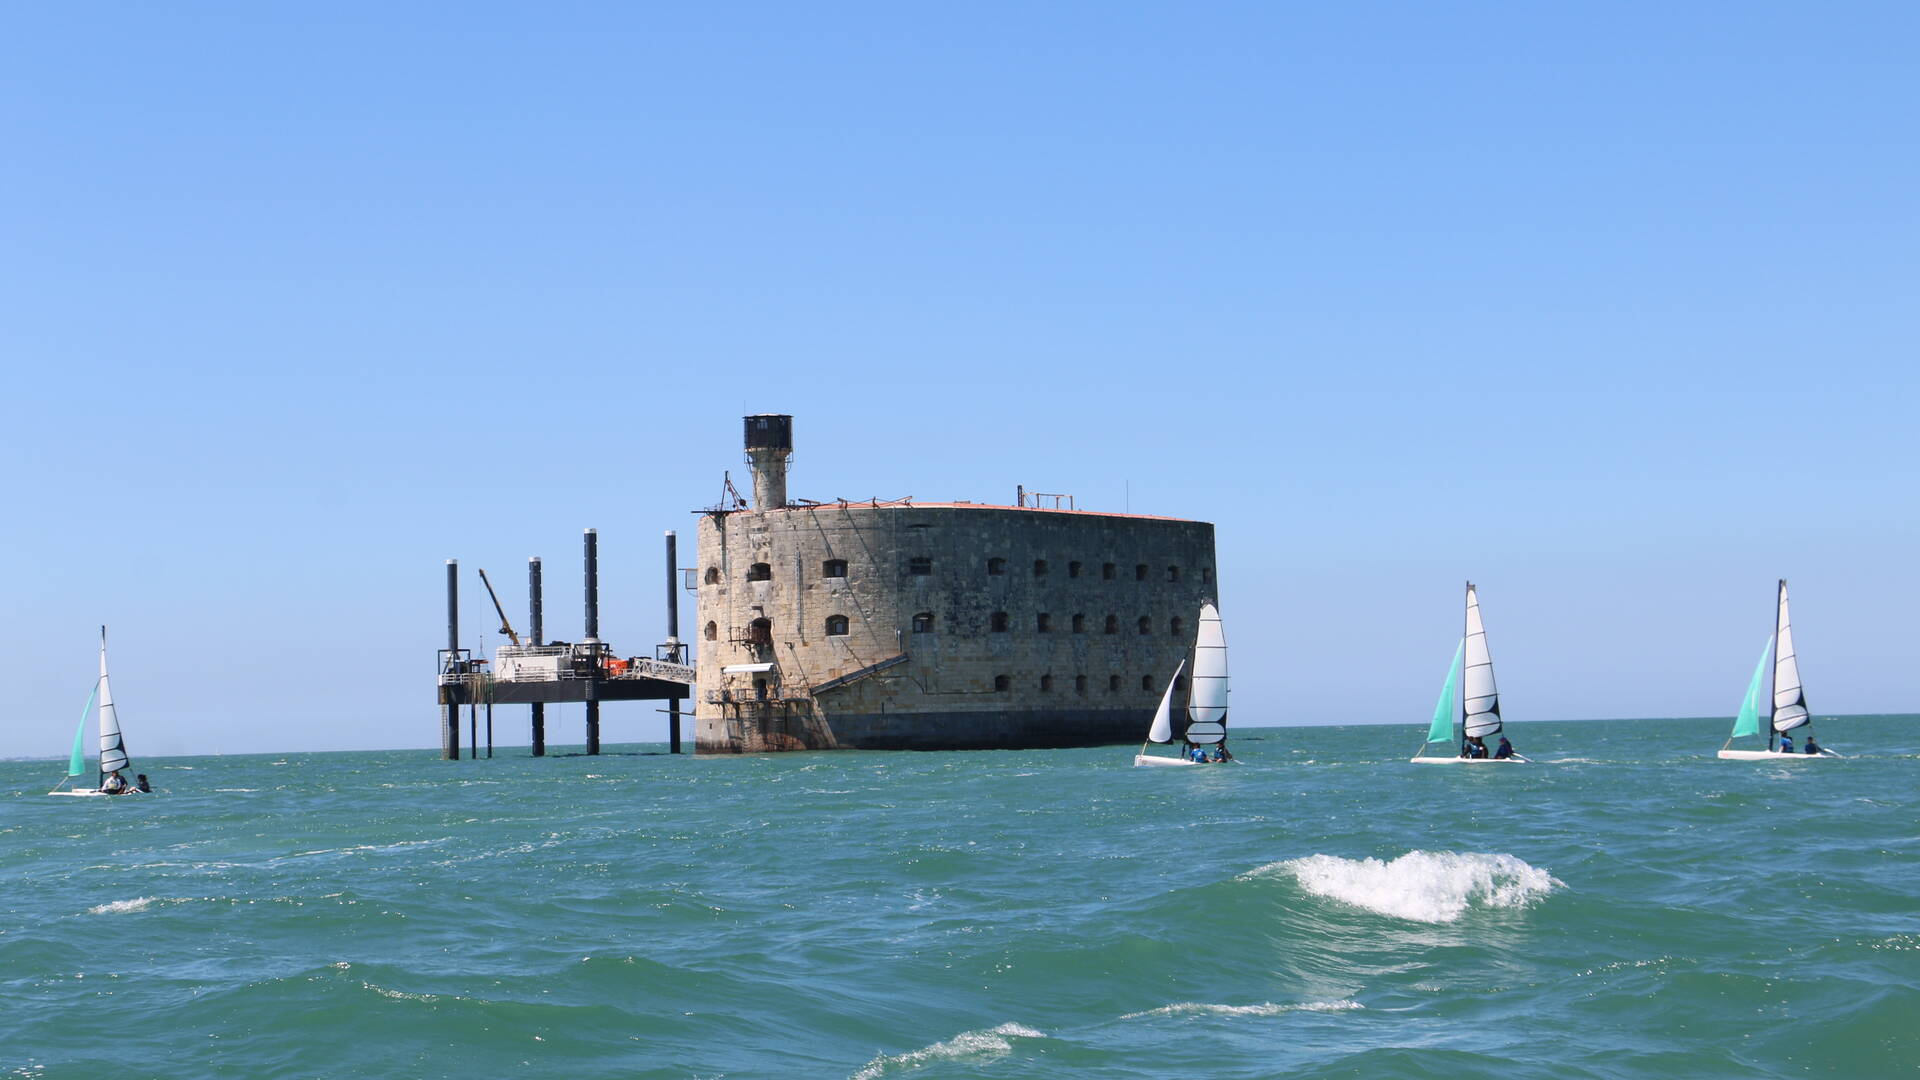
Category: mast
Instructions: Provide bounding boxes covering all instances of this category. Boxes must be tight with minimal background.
[1460,581,1469,756]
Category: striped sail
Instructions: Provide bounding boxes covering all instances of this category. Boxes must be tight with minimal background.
[1146,659,1185,744]
[1462,584,1502,738]
[1771,580,1808,732]
[1427,639,1464,744]
[97,627,129,776]
[1730,636,1773,740]
[1184,603,1228,744]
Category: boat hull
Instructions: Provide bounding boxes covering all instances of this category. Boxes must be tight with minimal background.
[1134,754,1198,768]
[1410,756,1528,765]
[1716,749,1838,760]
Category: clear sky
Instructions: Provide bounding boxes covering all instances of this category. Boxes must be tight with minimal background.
[4,3,1914,756]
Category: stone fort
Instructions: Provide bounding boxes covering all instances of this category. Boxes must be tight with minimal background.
[695,415,1219,752]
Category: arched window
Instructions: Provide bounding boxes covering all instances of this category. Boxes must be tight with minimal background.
[1135,564,1149,581]
[1033,559,1048,578]
[825,615,850,637]
[1036,613,1052,633]
[747,618,772,647]
[1103,615,1119,635]
[909,557,932,576]
[911,612,934,633]
[747,562,772,582]
[991,611,1010,632]
[1074,675,1088,695]
[1039,674,1053,692]
[1170,616,1185,636]
[1167,565,1181,582]
[1069,561,1083,578]
[703,567,720,585]
[1102,562,1117,580]
[1138,616,1152,635]
[1109,674,1122,692]
[994,674,1011,692]
[1141,674,1154,692]
[704,621,717,641]
[1071,613,1086,634]
[987,557,1007,576]
[823,559,847,578]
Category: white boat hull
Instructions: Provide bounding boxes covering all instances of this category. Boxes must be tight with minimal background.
[1134,754,1198,767]
[1410,755,1529,765]
[1717,749,1838,760]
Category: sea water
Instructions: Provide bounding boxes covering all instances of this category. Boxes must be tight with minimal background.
[3,716,1916,1078]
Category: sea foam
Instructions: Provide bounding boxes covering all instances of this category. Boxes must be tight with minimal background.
[851,1022,1044,1079]
[87,897,155,915]
[1122,1000,1363,1019]
[1264,851,1561,923]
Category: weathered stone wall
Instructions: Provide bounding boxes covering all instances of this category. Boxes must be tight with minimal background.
[695,503,1218,752]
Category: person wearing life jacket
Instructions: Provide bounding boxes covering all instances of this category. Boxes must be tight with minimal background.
[1778,733,1795,754]
[100,770,129,795]
[135,774,152,792]
[1804,736,1821,755]
[1493,736,1514,760]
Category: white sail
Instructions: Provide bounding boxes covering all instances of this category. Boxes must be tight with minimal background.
[1184,603,1228,744]
[97,626,129,776]
[1146,659,1185,744]
[1462,583,1502,738]
[1772,579,1808,732]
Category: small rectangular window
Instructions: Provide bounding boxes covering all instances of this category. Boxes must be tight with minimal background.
[909,557,933,576]
[1102,563,1116,580]
[823,559,848,578]
[1068,561,1082,578]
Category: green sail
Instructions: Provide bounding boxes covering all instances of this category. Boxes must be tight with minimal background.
[1729,636,1773,739]
[67,682,98,777]
[1427,640,1464,744]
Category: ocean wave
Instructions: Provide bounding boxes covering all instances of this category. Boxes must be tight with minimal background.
[1121,1000,1363,1019]
[86,897,155,915]
[851,1022,1044,1079]
[1255,851,1562,923]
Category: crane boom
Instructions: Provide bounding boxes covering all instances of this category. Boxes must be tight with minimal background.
[476,568,522,646]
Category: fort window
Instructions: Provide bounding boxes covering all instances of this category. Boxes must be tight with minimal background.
[704,621,718,641]
[1069,561,1082,578]
[1138,616,1152,635]
[1167,565,1180,582]
[987,557,1007,575]
[909,557,933,576]
[991,611,1010,633]
[911,612,934,634]
[1170,616,1185,636]
[825,614,850,637]
[748,618,773,647]
[1033,559,1048,578]
[1109,674,1123,692]
[1075,675,1088,695]
[1039,674,1054,692]
[994,674,1011,692]
[1202,568,1213,584]
[1071,613,1086,634]
[1036,613,1053,633]
[747,562,772,582]
[1102,562,1116,580]
[1135,564,1149,581]
[1142,674,1154,692]
[1103,615,1119,635]
[823,559,847,578]
[703,567,720,585]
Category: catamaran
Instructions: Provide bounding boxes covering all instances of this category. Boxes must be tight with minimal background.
[48,627,145,796]
[1134,602,1230,766]
[1718,580,1838,760]
[1412,583,1527,763]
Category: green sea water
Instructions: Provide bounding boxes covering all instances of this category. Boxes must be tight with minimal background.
[4,715,1916,1079]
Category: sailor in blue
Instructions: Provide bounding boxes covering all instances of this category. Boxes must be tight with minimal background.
[1493,736,1514,760]
[1779,734,1795,754]
[1804,736,1821,755]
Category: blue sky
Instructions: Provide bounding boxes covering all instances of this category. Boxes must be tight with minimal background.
[3,3,1914,755]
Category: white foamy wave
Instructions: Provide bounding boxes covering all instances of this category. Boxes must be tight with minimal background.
[851,1023,1044,1079]
[1261,851,1562,923]
[87,897,155,915]
[1121,999,1362,1019]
